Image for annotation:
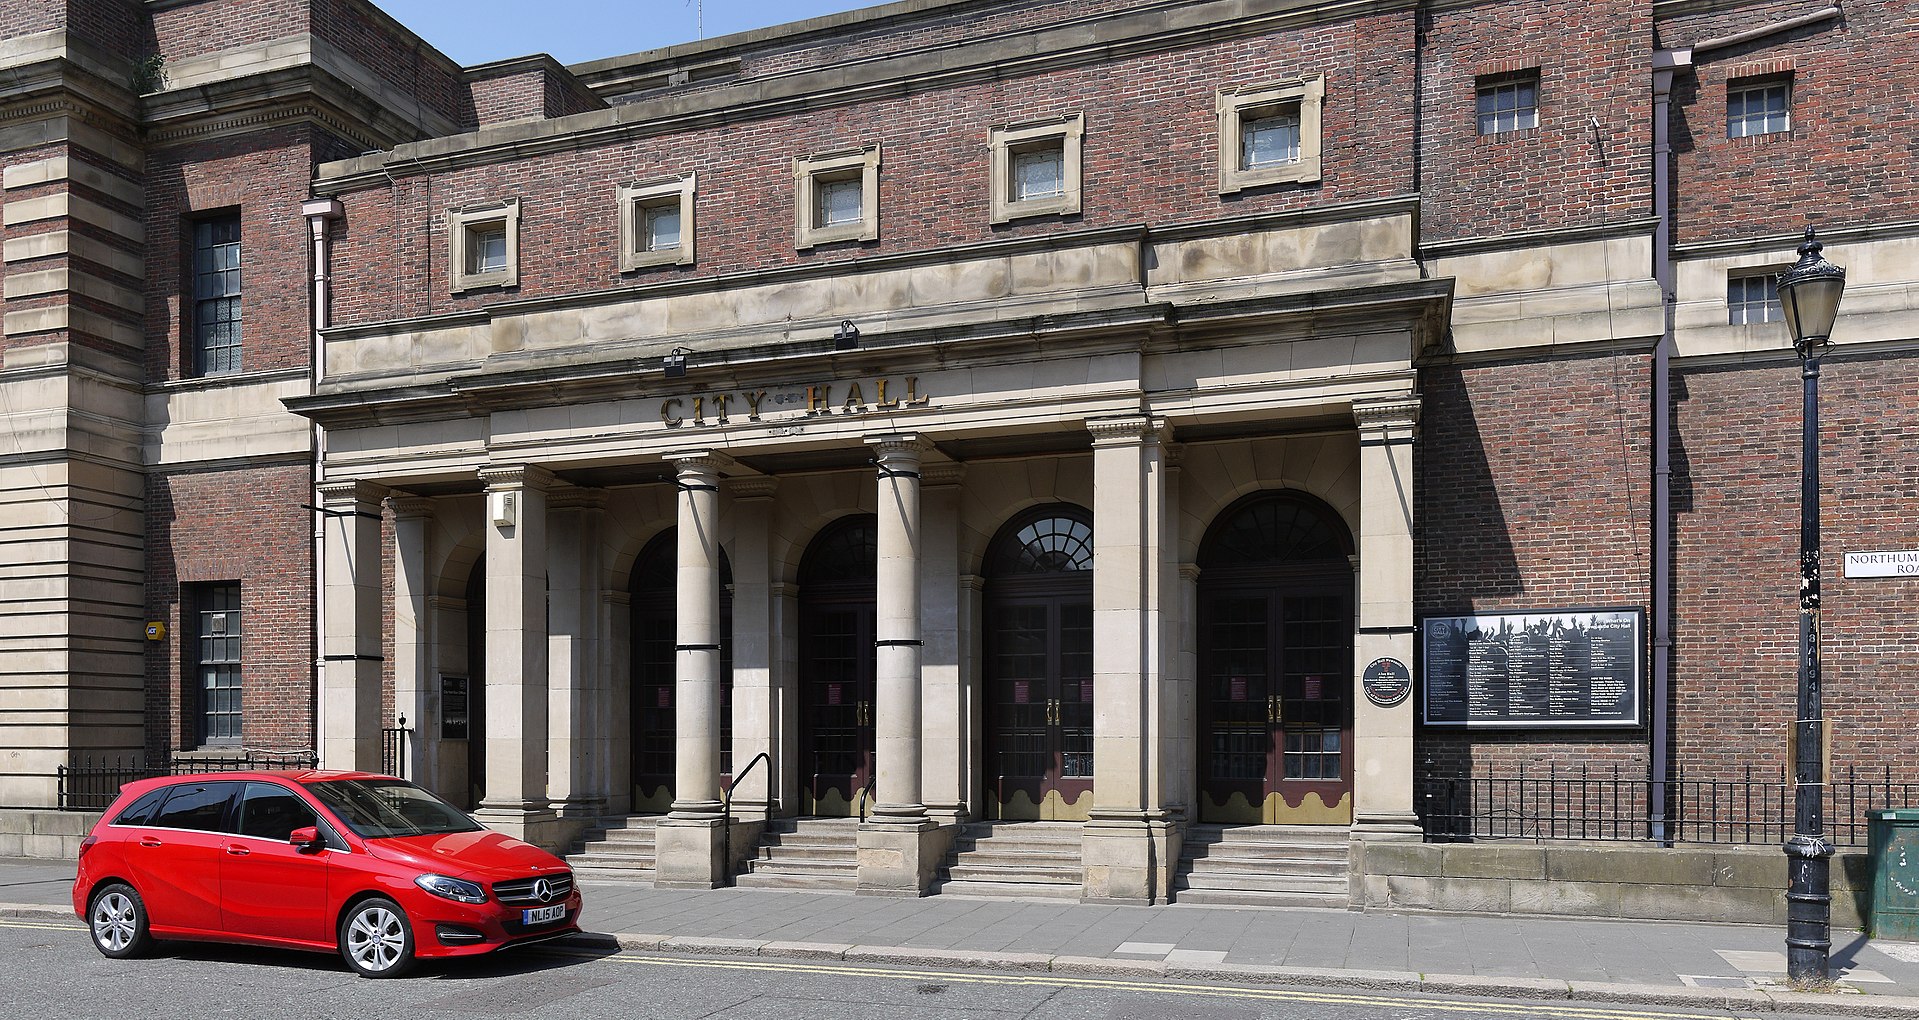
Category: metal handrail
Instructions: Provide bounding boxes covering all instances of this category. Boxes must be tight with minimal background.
[721,751,771,880]
[856,773,877,823]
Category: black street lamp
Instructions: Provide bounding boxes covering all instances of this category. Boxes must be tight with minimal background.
[1775,226,1846,983]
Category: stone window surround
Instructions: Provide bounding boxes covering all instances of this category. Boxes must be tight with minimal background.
[619,173,697,271]
[989,112,1085,224]
[1216,75,1324,195]
[448,197,519,293]
[794,144,881,250]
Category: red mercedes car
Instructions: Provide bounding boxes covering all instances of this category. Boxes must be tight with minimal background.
[72,771,582,977]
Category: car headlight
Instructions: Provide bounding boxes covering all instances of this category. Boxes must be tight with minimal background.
[414,873,486,905]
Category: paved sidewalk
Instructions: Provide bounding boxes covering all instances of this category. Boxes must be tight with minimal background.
[10,855,1919,1015]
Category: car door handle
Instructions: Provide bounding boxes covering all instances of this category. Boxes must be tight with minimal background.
[225,845,251,857]
[138,837,163,848]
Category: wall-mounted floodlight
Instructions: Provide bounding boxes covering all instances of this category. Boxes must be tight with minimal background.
[833,319,860,351]
[663,346,691,378]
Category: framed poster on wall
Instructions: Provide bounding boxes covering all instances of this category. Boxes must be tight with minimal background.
[1419,607,1644,728]
[440,676,469,739]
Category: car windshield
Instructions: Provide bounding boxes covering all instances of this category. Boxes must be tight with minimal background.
[304,778,483,839]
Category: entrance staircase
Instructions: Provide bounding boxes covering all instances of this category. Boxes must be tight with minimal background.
[565,814,663,883]
[734,817,860,891]
[1172,824,1350,907]
[933,821,1084,900]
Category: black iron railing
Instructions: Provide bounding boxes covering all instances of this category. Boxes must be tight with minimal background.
[1417,763,1918,848]
[382,717,410,777]
[55,749,321,810]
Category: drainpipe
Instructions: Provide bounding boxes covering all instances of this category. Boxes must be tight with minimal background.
[302,198,344,759]
[1649,49,1690,846]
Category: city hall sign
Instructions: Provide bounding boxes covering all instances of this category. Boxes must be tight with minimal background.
[661,376,933,429]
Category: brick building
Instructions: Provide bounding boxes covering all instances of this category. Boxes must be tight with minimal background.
[1,0,1913,916]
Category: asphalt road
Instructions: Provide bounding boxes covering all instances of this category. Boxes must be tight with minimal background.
[0,916,1814,1020]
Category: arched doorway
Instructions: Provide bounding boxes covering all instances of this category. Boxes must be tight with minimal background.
[628,529,733,814]
[1196,490,1355,825]
[797,514,877,816]
[982,505,1094,820]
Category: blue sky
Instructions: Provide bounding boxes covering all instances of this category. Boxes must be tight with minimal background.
[373,1,879,66]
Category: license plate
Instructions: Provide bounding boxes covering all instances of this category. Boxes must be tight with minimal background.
[522,904,566,926]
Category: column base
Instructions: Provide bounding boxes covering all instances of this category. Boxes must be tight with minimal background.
[473,804,564,852]
[1080,813,1180,905]
[654,816,727,889]
[857,817,950,897]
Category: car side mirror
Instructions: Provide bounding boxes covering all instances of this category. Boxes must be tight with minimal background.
[288,826,323,852]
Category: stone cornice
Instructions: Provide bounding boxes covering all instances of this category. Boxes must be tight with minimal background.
[314,0,1417,191]
[1087,414,1161,446]
[1352,395,1422,432]
[1671,219,1919,260]
[725,476,780,499]
[546,487,609,512]
[317,478,387,505]
[1419,217,1660,261]
[921,462,966,487]
[477,463,556,491]
[138,61,440,151]
[385,495,437,518]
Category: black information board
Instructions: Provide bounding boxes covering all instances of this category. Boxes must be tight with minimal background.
[441,676,469,739]
[1420,607,1643,728]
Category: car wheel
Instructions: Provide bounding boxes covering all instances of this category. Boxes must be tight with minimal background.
[89,883,151,959]
[339,897,415,978]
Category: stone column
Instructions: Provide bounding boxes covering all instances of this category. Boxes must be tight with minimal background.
[858,434,947,896]
[1082,415,1178,904]
[1350,396,1422,843]
[473,464,559,848]
[920,463,967,826]
[547,487,608,844]
[388,495,435,789]
[603,589,633,815]
[725,477,778,861]
[320,480,386,773]
[654,451,730,888]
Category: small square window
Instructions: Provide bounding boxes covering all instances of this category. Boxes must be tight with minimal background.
[1217,77,1324,195]
[1729,79,1791,138]
[447,199,519,293]
[1476,71,1539,135]
[1242,106,1302,169]
[1728,273,1783,325]
[618,174,696,270]
[816,174,863,228]
[793,145,880,249]
[989,113,1083,224]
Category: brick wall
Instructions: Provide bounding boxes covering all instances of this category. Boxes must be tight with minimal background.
[1670,351,1919,782]
[1418,0,1651,242]
[144,463,314,756]
[1662,0,1919,244]
[143,124,324,382]
[1415,350,1655,775]
[325,11,1418,325]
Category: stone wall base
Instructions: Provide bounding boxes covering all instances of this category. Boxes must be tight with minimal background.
[0,809,98,860]
[857,820,951,897]
[1081,816,1182,905]
[1354,840,1870,929]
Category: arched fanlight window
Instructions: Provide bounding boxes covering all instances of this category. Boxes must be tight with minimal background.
[1198,491,1351,569]
[987,505,1094,577]
[798,514,877,588]
[630,528,733,596]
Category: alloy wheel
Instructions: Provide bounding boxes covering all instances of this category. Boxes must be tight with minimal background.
[91,891,136,953]
[345,905,406,973]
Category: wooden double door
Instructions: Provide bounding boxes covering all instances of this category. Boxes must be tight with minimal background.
[1198,577,1354,824]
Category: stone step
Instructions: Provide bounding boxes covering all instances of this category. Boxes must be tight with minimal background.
[762,818,863,835]
[742,855,857,876]
[569,865,657,884]
[943,848,1083,869]
[1184,825,1351,844]
[1171,886,1348,909]
[1176,856,1347,877]
[951,832,1085,849]
[1182,842,1347,862]
[568,850,659,868]
[932,878,1084,901]
[946,863,1082,884]
[753,846,856,866]
[1175,871,1348,895]
[733,872,859,892]
[760,832,858,850]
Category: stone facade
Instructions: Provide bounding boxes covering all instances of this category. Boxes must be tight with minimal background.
[1,0,1915,917]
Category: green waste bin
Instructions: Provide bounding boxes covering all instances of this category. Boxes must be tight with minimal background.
[1869,808,1919,940]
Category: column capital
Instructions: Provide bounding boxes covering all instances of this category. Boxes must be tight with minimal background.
[384,494,436,519]
[478,463,556,492]
[725,476,780,500]
[866,432,926,459]
[1086,414,1162,446]
[665,449,734,471]
[317,478,387,509]
[547,486,609,513]
[1353,395,1421,437]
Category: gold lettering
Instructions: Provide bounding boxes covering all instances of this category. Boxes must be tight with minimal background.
[875,378,900,410]
[743,390,767,421]
[842,382,866,413]
[807,385,832,415]
[661,398,683,428]
[692,395,705,425]
[712,392,730,425]
[905,375,931,407]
